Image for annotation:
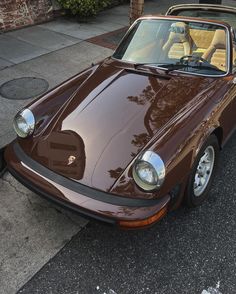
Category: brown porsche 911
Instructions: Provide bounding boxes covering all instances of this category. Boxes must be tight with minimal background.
[2,4,236,228]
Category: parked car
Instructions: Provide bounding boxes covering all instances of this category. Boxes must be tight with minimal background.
[2,5,236,228]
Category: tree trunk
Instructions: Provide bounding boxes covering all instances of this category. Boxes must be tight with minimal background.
[130,0,144,25]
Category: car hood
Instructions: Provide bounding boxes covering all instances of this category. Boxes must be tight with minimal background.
[27,59,214,192]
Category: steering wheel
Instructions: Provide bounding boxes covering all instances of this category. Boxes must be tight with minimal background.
[180,55,211,66]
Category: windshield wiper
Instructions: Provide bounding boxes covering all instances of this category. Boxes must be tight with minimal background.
[189,64,224,73]
[157,63,224,74]
[121,63,171,79]
[133,62,160,69]
[134,62,190,73]
[157,63,189,73]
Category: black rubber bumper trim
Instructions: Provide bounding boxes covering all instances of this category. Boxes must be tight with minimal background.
[8,166,116,225]
[13,142,163,207]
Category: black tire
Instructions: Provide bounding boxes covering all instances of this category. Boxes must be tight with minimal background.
[0,147,7,178]
[184,135,219,208]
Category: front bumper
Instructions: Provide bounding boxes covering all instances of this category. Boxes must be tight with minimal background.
[5,141,170,228]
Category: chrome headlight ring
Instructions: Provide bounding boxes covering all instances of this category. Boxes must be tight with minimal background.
[13,109,35,138]
[133,150,166,191]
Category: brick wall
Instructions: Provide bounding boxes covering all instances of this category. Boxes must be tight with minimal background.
[0,0,53,32]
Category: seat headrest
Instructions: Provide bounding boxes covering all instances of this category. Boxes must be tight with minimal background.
[210,29,226,49]
[162,22,191,57]
[168,22,190,43]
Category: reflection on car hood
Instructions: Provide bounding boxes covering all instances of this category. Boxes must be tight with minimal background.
[28,60,214,192]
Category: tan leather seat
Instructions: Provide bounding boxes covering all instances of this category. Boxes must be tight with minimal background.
[202,29,227,71]
[162,22,191,59]
[190,29,215,50]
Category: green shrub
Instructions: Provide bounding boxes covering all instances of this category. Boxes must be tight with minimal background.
[57,0,111,17]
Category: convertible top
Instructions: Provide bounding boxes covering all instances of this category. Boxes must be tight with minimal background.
[166,4,236,16]
[166,4,236,34]
[139,15,231,29]
[166,4,236,39]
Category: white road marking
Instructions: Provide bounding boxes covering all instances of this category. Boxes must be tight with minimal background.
[95,286,117,294]
[109,290,118,294]
[201,281,222,294]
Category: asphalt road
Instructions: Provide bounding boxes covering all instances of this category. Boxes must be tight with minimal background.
[18,133,236,294]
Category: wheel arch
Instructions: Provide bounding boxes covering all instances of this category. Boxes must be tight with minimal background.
[184,128,221,208]
[211,126,223,149]
[192,125,222,168]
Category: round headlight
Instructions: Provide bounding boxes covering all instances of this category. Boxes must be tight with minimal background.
[133,151,165,191]
[13,109,35,138]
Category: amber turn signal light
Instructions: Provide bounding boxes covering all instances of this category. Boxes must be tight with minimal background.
[118,205,168,229]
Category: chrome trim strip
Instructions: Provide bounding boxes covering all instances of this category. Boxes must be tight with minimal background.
[166,4,236,16]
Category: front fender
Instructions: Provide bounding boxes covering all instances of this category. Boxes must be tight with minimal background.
[192,124,221,167]
[110,91,222,205]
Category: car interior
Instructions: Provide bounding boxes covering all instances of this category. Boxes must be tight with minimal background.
[168,7,236,71]
[162,22,227,71]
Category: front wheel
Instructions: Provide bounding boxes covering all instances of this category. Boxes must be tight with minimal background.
[184,135,219,207]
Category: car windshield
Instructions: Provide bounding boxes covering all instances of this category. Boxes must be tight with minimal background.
[113,19,229,76]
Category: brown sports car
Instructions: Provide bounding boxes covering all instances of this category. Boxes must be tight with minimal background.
[2,5,236,228]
